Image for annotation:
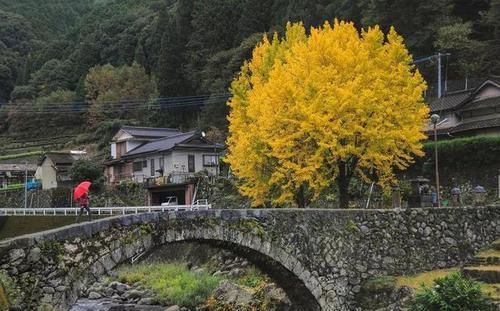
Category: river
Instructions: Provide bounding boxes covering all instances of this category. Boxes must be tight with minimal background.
[0,216,97,240]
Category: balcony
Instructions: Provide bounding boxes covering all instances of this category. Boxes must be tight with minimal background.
[144,172,196,188]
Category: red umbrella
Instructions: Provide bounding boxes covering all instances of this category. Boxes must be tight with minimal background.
[74,181,92,200]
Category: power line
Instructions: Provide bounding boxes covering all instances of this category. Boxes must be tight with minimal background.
[1,94,230,114]
[2,100,229,114]
[0,93,231,107]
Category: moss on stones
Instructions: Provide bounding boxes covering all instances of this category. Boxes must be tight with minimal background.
[40,241,64,264]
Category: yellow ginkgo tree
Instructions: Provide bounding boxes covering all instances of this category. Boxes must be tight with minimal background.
[227,21,428,208]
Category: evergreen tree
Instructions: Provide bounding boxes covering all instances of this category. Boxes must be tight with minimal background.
[186,0,242,93]
[358,0,457,56]
[485,0,500,72]
[156,0,193,97]
[236,0,273,41]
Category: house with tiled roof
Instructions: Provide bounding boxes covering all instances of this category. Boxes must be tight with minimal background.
[105,126,224,205]
[428,76,500,137]
[35,151,87,189]
[0,163,37,190]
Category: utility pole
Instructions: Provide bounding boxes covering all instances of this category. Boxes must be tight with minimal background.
[431,115,441,207]
[413,52,451,98]
[24,161,28,209]
[437,52,442,99]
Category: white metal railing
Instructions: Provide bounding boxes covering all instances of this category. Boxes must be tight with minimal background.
[191,199,209,210]
[0,204,212,216]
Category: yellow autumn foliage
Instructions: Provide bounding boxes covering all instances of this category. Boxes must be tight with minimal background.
[227,21,428,208]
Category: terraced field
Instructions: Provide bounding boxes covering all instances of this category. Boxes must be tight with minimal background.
[464,239,500,301]
[0,135,76,157]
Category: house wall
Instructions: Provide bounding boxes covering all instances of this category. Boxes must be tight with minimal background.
[114,131,133,142]
[171,151,217,176]
[475,85,500,101]
[132,154,172,179]
[38,158,58,190]
[129,151,217,181]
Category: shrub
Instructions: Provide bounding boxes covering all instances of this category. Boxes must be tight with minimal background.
[409,136,500,187]
[237,268,266,288]
[118,262,221,308]
[70,158,104,192]
[411,272,493,311]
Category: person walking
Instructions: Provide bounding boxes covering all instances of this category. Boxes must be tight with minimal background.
[76,192,91,222]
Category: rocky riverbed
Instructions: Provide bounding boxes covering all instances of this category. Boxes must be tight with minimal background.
[69,243,293,311]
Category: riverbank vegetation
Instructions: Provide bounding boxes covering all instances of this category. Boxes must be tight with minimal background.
[112,260,286,310]
[412,272,493,311]
[359,239,500,310]
[118,263,221,307]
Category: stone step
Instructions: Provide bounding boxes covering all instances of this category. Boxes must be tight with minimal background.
[492,240,500,251]
[469,256,500,266]
[463,266,500,284]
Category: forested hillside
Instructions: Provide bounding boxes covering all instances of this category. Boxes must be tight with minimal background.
[0,0,499,151]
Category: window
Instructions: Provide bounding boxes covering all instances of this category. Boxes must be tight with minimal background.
[203,155,218,166]
[133,162,143,172]
[143,160,147,168]
[188,155,195,173]
[159,157,164,169]
[150,159,155,176]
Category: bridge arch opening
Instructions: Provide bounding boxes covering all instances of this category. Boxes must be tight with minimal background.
[137,239,322,310]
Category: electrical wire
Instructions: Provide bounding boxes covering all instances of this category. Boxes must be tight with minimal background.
[1,94,231,114]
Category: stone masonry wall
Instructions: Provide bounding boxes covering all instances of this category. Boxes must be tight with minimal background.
[0,206,498,311]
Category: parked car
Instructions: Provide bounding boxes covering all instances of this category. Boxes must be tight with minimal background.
[161,196,185,210]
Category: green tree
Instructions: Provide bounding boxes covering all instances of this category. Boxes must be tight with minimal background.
[156,0,193,97]
[484,0,500,73]
[199,33,262,130]
[434,22,488,78]
[358,0,457,56]
[29,59,73,96]
[0,10,34,101]
[85,62,158,126]
[9,85,36,102]
[70,159,104,191]
[186,0,242,93]
[236,0,273,41]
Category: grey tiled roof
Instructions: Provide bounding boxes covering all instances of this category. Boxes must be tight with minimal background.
[459,97,500,111]
[489,76,500,85]
[0,164,37,172]
[451,117,500,133]
[124,132,196,157]
[45,153,76,165]
[429,90,472,112]
[122,126,180,138]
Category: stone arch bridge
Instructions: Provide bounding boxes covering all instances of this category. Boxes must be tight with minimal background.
[0,207,499,311]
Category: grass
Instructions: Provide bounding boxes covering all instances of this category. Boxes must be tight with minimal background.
[0,151,42,161]
[477,249,500,258]
[480,283,500,300]
[465,265,500,271]
[236,267,267,288]
[395,268,459,289]
[118,262,221,308]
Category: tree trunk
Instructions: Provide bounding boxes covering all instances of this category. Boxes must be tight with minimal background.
[294,184,307,208]
[337,162,350,209]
